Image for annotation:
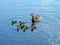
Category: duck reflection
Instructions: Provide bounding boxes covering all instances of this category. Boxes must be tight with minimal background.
[31,22,36,32]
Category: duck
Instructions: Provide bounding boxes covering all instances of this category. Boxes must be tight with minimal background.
[30,13,41,23]
[11,20,17,25]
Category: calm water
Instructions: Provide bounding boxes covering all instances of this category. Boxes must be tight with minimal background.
[0,0,60,45]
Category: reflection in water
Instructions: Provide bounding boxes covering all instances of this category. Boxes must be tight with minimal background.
[16,25,20,32]
[31,22,36,32]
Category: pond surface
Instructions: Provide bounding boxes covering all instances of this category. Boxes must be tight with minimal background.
[0,0,60,45]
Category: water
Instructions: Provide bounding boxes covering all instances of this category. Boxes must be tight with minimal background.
[0,0,60,45]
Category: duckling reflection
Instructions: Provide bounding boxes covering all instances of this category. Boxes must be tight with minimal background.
[11,20,17,25]
[31,23,36,32]
[30,13,41,23]
[16,25,20,32]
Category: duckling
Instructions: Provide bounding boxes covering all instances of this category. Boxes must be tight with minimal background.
[19,21,25,29]
[11,20,17,25]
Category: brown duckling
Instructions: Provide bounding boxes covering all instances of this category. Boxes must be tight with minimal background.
[11,20,17,25]
[19,21,25,29]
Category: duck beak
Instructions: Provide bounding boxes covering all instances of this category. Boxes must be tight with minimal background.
[40,16,42,19]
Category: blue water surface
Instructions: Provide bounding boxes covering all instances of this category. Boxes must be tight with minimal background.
[0,0,60,45]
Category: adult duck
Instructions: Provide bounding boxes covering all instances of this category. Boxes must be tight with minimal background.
[30,13,41,23]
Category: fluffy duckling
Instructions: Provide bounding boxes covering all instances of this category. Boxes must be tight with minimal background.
[19,21,25,29]
[11,20,17,25]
